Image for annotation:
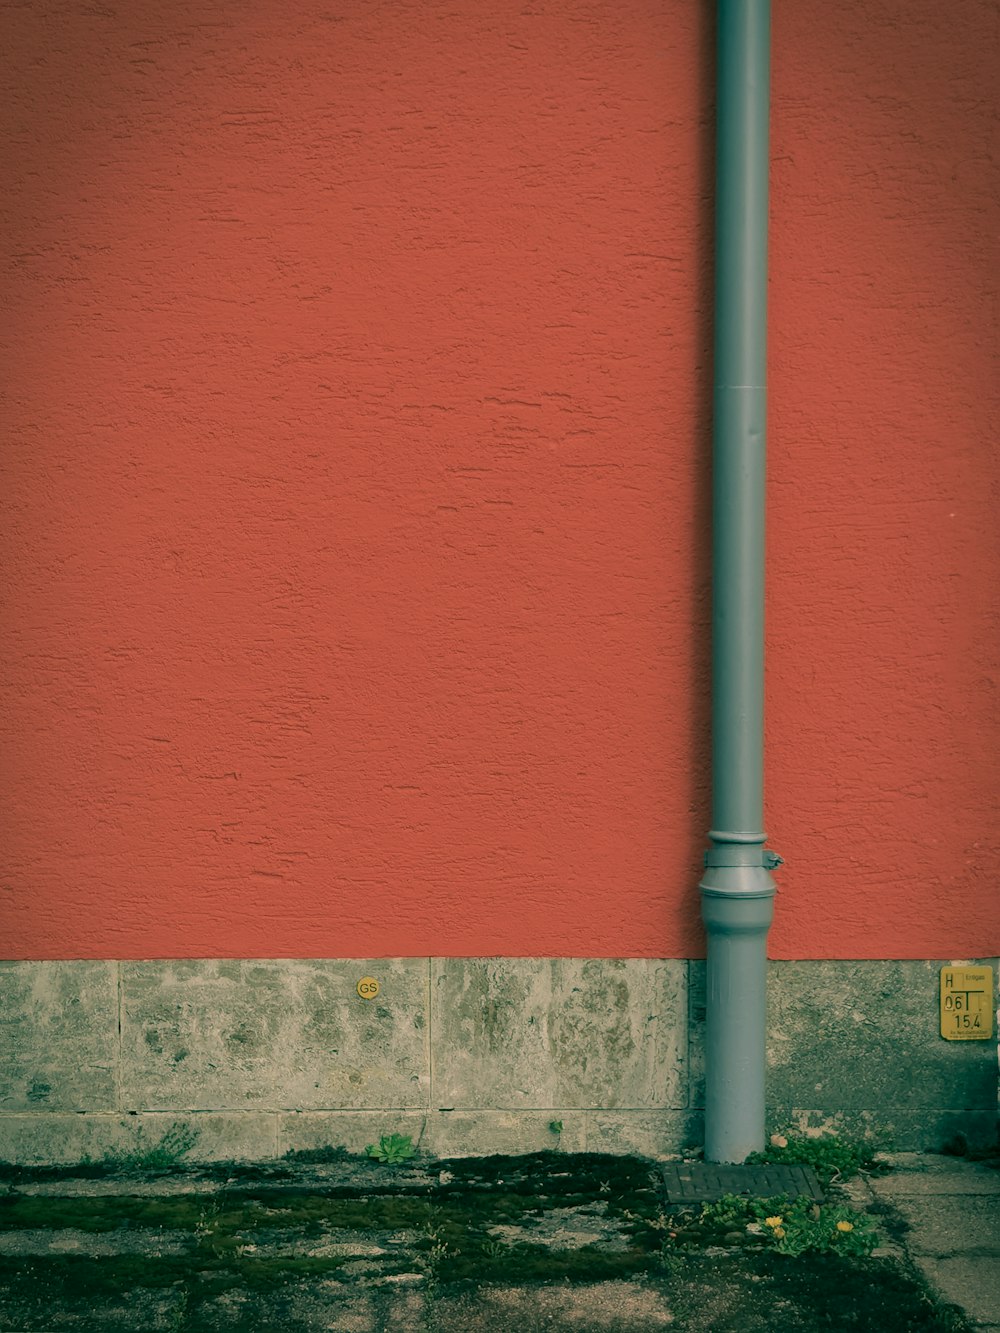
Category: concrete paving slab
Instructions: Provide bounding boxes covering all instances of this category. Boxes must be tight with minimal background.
[431,1280,678,1330]
[0,1226,191,1256]
[140,1284,429,1333]
[878,1153,979,1172]
[915,1254,1000,1326]
[0,1285,187,1332]
[17,1174,226,1197]
[871,1164,1000,1196]
[889,1194,1000,1256]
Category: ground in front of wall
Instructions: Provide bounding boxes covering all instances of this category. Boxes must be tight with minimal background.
[0,1149,981,1332]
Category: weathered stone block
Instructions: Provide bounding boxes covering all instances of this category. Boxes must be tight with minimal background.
[139,1112,279,1162]
[426,1110,587,1158]
[0,961,118,1112]
[121,959,429,1111]
[586,1110,702,1160]
[0,1114,127,1165]
[0,1112,278,1166]
[278,1110,431,1158]
[686,960,706,1108]
[432,959,687,1110]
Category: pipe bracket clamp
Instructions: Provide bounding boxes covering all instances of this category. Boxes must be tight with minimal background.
[703,847,784,869]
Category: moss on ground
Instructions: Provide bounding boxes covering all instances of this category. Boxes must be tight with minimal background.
[0,1151,977,1333]
[0,1252,973,1333]
[726,1252,975,1332]
[433,1240,656,1286]
[0,1190,436,1235]
[0,1252,355,1298]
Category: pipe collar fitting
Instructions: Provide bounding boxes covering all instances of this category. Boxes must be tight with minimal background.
[700,863,777,902]
[701,874,776,933]
[704,846,783,869]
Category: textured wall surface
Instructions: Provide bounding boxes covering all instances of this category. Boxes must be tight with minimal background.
[0,959,995,1164]
[2,0,997,959]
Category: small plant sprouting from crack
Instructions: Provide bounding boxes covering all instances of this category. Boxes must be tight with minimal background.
[365,1132,416,1164]
[193,1195,230,1258]
[85,1123,200,1172]
[421,1234,454,1294]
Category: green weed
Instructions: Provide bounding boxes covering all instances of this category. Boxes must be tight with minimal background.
[662,1191,881,1258]
[364,1132,416,1164]
[91,1122,200,1171]
[746,1130,888,1185]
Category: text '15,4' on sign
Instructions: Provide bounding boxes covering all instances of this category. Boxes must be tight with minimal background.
[939,966,993,1041]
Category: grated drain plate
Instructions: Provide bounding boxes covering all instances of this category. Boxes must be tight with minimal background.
[661,1162,824,1204]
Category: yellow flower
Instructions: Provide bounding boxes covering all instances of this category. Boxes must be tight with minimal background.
[764,1216,783,1229]
[836,1221,854,1233]
[773,1227,786,1239]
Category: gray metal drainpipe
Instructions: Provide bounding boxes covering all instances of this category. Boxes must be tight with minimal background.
[700,0,781,1165]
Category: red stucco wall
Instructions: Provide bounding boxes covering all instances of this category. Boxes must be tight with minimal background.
[2,1,997,960]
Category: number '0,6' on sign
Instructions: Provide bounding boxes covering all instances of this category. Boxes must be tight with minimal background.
[940,966,993,1041]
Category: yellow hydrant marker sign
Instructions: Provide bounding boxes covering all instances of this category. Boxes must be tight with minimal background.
[940,966,993,1040]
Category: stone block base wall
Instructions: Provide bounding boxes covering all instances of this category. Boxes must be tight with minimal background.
[0,960,996,1165]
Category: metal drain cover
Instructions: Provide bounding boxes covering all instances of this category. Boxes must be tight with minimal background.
[661,1162,824,1203]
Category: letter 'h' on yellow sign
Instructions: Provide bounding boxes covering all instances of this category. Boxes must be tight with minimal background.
[940,966,993,1040]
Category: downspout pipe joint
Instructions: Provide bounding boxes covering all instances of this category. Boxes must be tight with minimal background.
[700,838,778,1165]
